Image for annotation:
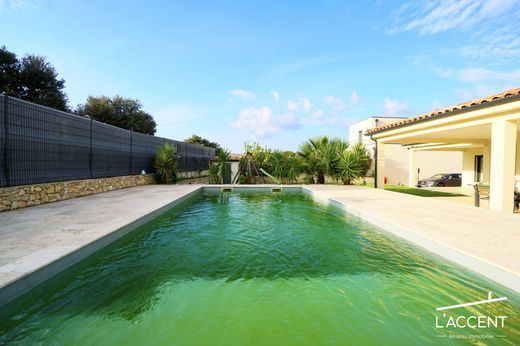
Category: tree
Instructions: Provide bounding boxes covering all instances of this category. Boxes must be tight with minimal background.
[298,136,336,184]
[208,148,231,184]
[335,143,371,185]
[244,142,273,172]
[298,136,369,184]
[185,135,222,152]
[0,46,69,111]
[269,150,302,184]
[0,46,19,95]
[76,95,157,135]
[154,143,178,184]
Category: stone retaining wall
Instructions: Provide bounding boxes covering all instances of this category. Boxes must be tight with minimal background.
[177,176,209,185]
[0,175,155,212]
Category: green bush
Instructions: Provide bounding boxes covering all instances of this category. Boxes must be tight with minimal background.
[153,143,178,184]
[336,143,370,184]
[244,142,273,172]
[298,136,370,184]
[208,162,220,184]
[208,148,231,184]
[266,150,303,184]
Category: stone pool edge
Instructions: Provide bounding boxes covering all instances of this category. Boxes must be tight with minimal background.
[302,186,520,294]
[0,187,203,307]
[1,184,518,307]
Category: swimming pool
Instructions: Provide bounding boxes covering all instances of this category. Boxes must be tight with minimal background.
[1,191,519,344]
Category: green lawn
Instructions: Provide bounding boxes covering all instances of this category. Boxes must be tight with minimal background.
[363,183,468,197]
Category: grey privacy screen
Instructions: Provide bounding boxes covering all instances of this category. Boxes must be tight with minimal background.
[0,96,215,187]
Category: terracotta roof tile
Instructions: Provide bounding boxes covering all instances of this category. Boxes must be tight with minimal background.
[366,87,520,135]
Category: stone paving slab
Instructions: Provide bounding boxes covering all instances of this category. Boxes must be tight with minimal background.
[0,185,201,305]
[303,185,520,293]
[1,184,519,306]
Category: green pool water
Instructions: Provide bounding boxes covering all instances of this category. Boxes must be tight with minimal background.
[1,192,519,345]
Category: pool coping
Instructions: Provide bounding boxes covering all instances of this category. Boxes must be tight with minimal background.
[301,186,520,295]
[0,186,203,306]
[0,184,519,307]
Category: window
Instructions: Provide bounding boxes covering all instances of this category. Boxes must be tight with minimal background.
[358,130,363,143]
[474,155,483,182]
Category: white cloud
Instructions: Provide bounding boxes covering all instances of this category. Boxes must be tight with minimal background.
[231,107,300,138]
[322,96,346,111]
[393,1,520,63]
[454,85,503,101]
[302,109,350,126]
[458,68,520,82]
[383,97,411,116]
[0,0,40,11]
[409,56,520,92]
[349,90,361,105]
[287,98,313,112]
[270,90,280,101]
[321,92,361,111]
[229,89,255,99]
[395,0,519,35]
[275,113,300,129]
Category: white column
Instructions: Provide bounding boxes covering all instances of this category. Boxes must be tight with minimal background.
[483,143,491,184]
[489,119,517,213]
[408,148,417,187]
[516,135,520,177]
[376,141,385,189]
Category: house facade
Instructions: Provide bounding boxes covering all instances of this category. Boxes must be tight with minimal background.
[366,88,520,213]
[349,117,462,185]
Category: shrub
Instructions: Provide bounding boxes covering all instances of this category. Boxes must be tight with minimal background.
[208,148,231,184]
[335,143,371,184]
[298,136,370,184]
[153,143,178,184]
[208,162,220,184]
[217,149,231,184]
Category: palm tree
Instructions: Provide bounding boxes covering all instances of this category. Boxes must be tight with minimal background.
[284,152,302,183]
[217,149,231,184]
[335,143,371,184]
[153,143,178,184]
[298,136,329,184]
[298,136,369,185]
[298,136,349,184]
[208,161,220,184]
[270,150,285,182]
[208,148,231,184]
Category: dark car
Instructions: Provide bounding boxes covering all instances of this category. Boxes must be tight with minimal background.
[417,173,462,188]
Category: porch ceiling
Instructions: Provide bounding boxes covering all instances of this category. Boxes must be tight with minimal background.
[386,123,493,145]
[386,123,520,144]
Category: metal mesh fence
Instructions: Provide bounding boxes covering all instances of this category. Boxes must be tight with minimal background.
[0,95,215,187]
[0,96,6,187]
[91,121,131,178]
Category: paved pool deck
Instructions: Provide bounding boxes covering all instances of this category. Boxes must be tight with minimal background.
[0,184,519,306]
[304,185,520,293]
[0,184,201,305]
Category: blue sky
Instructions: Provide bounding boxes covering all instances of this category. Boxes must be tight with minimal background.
[1,0,520,151]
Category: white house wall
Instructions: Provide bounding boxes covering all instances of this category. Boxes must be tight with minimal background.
[517,135,520,179]
[461,148,483,186]
[417,151,463,182]
[384,144,462,185]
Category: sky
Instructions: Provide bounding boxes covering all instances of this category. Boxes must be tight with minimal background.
[1,0,520,152]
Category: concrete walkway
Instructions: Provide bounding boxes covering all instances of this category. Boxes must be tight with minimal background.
[0,184,519,305]
[304,185,520,292]
[0,185,201,305]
